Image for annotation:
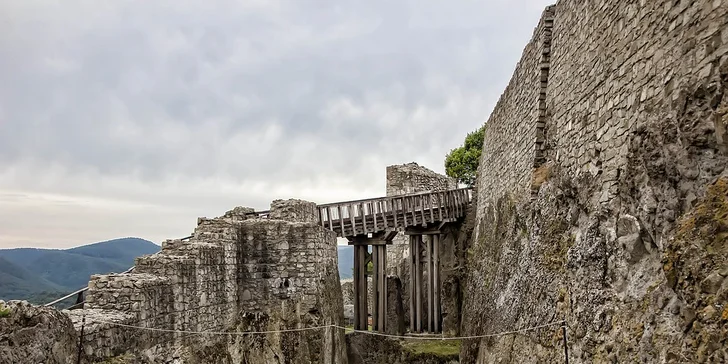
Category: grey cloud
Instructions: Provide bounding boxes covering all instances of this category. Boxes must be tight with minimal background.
[0,0,553,247]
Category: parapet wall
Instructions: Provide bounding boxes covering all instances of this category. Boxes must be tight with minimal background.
[476,6,553,211]
[75,200,345,363]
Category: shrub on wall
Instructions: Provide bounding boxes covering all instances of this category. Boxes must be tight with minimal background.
[444,124,485,187]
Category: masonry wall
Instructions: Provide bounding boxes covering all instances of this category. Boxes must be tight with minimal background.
[474,7,553,217]
[462,0,728,362]
[386,162,456,277]
[75,201,346,364]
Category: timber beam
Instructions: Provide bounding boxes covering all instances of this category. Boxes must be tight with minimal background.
[346,230,397,245]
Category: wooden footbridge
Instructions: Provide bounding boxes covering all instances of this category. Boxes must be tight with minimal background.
[317,187,473,334]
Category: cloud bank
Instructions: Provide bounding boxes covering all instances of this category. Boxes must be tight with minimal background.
[0,0,553,248]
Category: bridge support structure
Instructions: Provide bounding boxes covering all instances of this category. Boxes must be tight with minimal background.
[406,225,445,333]
[348,231,397,332]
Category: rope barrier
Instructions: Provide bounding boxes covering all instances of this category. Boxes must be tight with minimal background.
[64,310,564,340]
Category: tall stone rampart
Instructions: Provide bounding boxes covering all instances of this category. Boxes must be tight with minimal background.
[464,0,728,362]
[475,7,553,212]
[73,199,346,363]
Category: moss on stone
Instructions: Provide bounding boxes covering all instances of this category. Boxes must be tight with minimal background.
[401,339,461,357]
[540,218,574,272]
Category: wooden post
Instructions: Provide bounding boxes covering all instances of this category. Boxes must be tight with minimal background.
[408,235,415,332]
[415,234,422,333]
[411,197,417,226]
[382,244,387,333]
[377,245,387,332]
[338,206,345,236]
[426,234,433,332]
[437,192,443,221]
[434,234,440,333]
[356,245,368,330]
[353,244,361,330]
[372,245,379,331]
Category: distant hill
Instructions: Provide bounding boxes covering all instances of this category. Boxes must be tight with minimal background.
[338,245,353,279]
[0,237,160,303]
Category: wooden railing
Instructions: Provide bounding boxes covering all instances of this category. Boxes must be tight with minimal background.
[317,188,472,237]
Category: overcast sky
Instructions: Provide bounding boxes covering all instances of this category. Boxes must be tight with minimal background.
[0,0,553,249]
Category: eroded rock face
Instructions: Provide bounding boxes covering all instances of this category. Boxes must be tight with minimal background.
[0,300,77,364]
[460,0,728,362]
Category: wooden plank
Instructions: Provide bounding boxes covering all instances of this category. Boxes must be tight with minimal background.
[428,193,434,223]
[434,234,440,333]
[419,195,426,226]
[437,192,443,221]
[338,206,345,236]
[410,196,417,228]
[319,208,325,227]
[402,197,408,227]
[348,204,357,236]
[327,207,333,231]
[409,235,415,333]
[360,202,367,233]
[427,235,433,333]
[373,201,378,232]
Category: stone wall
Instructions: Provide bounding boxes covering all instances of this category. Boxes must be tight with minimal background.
[474,7,553,214]
[386,163,456,278]
[72,201,346,363]
[463,0,728,363]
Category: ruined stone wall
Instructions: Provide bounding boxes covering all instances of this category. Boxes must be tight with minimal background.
[462,0,728,363]
[73,200,346,364]
[386,162,457,196]
[384,163,461,334]
[386,162,456,277]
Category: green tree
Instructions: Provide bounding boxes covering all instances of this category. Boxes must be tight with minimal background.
[444,124,485,187]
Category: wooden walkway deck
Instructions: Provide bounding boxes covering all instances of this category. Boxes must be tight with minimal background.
[317,187,472,238]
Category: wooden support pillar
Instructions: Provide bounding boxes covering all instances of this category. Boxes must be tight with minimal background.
[353,245,368,330]
[377,245,386,332]
[434,234,440,333]
[372,245,379,331]
[353,244,360,330]
[415,234,423,333]
[382,244,387,333]
[426,234,433,333]
[408,235,415,333]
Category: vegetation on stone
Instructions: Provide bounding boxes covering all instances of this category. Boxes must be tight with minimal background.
[444,124,485,186]
[401,339,461,357]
